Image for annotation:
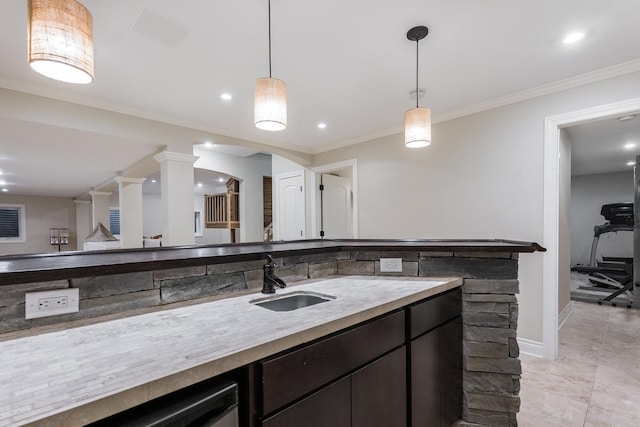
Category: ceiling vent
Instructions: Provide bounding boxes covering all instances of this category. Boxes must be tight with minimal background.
[131,8,190,47]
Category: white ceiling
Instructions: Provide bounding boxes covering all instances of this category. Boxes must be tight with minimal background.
[1,0,640,197]
[568,114,640,177]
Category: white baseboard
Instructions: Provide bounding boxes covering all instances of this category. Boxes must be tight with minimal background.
[558,301,574,330]
[518,338,544,358]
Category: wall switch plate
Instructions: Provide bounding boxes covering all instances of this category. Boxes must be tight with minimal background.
[380,258,403,273]
[25,288,79,319]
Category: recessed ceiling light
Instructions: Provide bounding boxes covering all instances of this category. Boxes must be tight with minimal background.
[317,123,327,129]
[218,178,225,182]
[197,182,203,187]
[204,142,214,148]
[624,143,637,150]
[1,188,7,192]
[151,179,157,183]
[562,31,585,44]
[220,93,232,101]
[0,180,6,186]
[627,161,636,166]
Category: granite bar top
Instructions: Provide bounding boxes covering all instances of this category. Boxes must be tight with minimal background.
[0,275,462,426]
[0,239,544,285]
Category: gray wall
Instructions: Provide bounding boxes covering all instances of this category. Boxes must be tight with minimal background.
[313,70,640,344]
[570,171,634,266]
[0,194,77,255]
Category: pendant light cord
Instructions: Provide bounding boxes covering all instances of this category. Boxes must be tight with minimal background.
[415,39,419,108]
[268,0,272,78]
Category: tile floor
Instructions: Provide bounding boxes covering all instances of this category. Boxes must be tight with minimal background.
[518,301,640,426]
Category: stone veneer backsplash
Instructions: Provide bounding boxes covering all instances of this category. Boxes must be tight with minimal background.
[0,250,518,332]
[0,249,521,427]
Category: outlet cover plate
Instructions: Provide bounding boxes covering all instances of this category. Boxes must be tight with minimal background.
[380,258,403,273]
[25,288,79,319]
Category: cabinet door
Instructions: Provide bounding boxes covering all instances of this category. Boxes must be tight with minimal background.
[262,377,350,427]
[261,311,405,414]
[352,347,407,427]
[440,318,462,426]
[411,328,441,426]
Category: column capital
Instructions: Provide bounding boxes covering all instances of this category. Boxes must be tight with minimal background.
[73,200,91,205]
[88,191,112,197]
[114,177,147,185]
[154,151,199,164]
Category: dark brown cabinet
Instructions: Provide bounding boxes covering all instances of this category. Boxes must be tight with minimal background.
[408,288,462,427]
[253,311,406,427]
[411,327,441,425]
[249,288,462,427]
[262,377,351,427]
[352,347,406,427]
[262,347,407,427]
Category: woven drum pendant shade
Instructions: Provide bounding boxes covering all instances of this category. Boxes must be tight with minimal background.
[28,0,94,84]
[404,107,431,148]
[254,77,287,131]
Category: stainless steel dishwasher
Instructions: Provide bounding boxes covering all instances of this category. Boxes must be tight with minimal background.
[88,381,238,427]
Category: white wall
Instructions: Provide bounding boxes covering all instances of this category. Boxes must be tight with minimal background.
[193,185,233,245]
[313,70,640,345]
[0,194,77,254]
[194,149,272,242]
[142,194,162,237]
[75,201,91,247]
[119,187,233,245]
[571,171,634,266]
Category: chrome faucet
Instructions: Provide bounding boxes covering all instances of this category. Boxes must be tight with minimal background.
[262,255,287,294]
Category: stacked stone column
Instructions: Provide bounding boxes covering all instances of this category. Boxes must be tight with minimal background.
[418,251,521,427]
[461,279,521,426]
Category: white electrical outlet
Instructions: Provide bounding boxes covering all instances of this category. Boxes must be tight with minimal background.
[25,288,79,319]
[380,258,403,273]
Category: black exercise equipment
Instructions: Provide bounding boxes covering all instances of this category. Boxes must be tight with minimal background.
[571,202,634,308]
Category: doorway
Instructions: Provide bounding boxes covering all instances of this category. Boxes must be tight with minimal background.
[311,159,358,239]
[543,97,640,359]
[320,173,353,239]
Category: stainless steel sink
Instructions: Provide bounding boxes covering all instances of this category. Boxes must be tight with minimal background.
[251,291,335,312]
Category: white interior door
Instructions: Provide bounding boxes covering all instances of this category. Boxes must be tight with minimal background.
[321,174,352,239]
[277,172,305,240]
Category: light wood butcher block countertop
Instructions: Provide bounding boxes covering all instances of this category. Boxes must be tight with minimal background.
[0,275,462,426]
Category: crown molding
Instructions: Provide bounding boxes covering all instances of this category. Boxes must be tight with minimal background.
[313,58,640,154]
[3,58,640,157]
[433,58,640,124]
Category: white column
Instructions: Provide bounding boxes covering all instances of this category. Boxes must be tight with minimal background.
[74,200,91,248]
[114,177,146,249]
[154,151,198,247]
[89,191,112,230]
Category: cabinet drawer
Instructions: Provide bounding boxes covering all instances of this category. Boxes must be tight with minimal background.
[262,377,350,427]
[260,310,405,415]
[409,287,461,339]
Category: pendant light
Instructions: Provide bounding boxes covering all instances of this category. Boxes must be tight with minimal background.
[254,0,287,131]
[404,26,431,148]
[27,0,94,84]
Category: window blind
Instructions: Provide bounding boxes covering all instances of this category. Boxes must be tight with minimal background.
[0,207,20,238]
[109,209,120,235]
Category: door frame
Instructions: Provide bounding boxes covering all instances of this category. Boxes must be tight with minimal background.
[543,97,640,359]
[310,159,358,239]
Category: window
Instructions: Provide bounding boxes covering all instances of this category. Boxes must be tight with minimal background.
[0,204,26,242]
[109,208,120,235]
